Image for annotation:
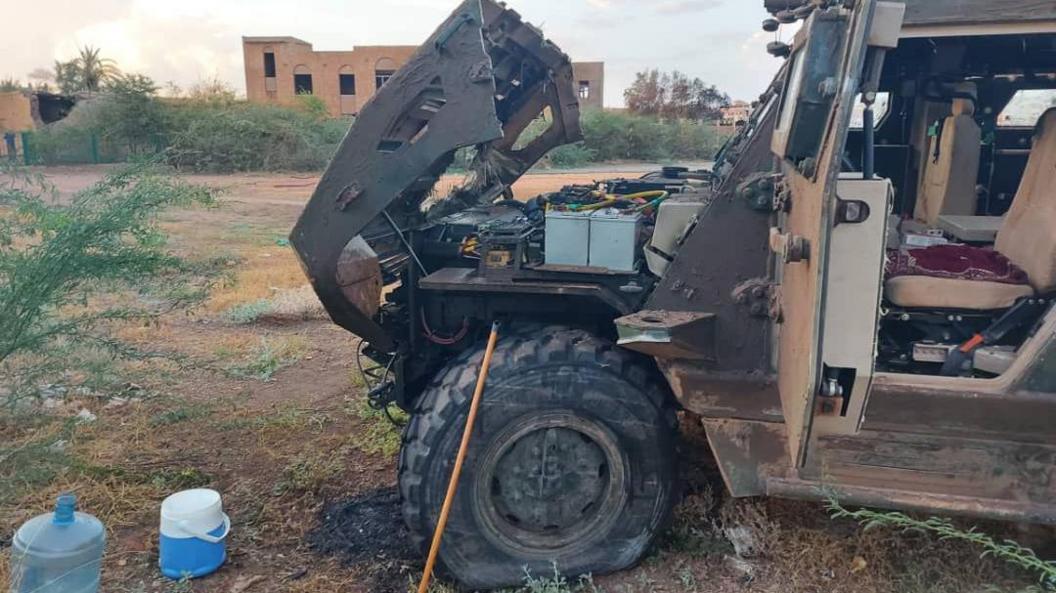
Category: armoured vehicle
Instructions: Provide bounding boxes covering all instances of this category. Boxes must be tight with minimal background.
[291,0,1056,587]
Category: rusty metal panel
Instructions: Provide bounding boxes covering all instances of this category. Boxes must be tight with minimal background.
[772,1,877,466]
[806,431,1056,503]
[864,382,1056,444]
[644,95,779,373]
[703,419,790,498]
[661,360,782,422]
[791,429,1056,524]
[767,477,1056,525]
[615,311,717,361]
[703,416,1056,523]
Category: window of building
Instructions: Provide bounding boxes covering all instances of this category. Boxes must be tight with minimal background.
[375,70,395,90]
[998,89,1056,128]
[578,81,591,100]
[339,73,356,96]
[263,52,276,78]
[294,73,313,95]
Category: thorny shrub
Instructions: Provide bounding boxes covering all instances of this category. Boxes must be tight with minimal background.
[0,162,217,409]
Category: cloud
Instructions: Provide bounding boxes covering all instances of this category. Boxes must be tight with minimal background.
[653,0,724,15]
[53,8,244,94]
[581,0,722,14]
[4,0,783,108]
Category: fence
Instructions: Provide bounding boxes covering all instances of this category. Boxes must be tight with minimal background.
[20,129,164,166]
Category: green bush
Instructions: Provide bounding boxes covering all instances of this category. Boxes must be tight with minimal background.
[502,108,726,169]
[0,163,216,408]
[24,80,728,172]
[164,101,349,172]
[578,109,727,162]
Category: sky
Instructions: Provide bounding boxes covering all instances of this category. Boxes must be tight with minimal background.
[2,0,793,107]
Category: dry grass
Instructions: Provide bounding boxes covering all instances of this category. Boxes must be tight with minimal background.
[207,250,306,314]
[715,497,1038,593]
[0,549,12,591]
[283,564,359,593]
[266,285,326,321]
[223,335,311,382]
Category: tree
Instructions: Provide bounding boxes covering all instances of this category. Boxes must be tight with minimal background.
[0,78,22,92]
[77,46,120,93]
[95,74,168,154]
[54,60,82,94]
[624,70,667,117]
[48,47,121,95]
[624,69,731,121]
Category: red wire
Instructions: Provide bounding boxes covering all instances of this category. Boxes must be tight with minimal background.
[420,309,470,345]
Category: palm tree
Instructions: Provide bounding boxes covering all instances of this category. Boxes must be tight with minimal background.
[76,46,120,93]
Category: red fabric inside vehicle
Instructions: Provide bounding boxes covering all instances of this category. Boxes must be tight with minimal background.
[886,244,1031,285]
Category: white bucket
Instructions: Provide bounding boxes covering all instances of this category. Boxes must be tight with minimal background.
[160,489,229,542]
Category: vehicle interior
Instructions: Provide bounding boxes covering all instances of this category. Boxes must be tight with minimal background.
[844,31,1056,377]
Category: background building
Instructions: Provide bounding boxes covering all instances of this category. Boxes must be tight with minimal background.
[242,37,604,117]
[0,90,75,159]
[719,100,753,127]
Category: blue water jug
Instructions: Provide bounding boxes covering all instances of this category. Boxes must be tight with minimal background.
[9,494,105,593]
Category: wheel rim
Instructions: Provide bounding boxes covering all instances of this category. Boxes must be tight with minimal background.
[474,411,627,555]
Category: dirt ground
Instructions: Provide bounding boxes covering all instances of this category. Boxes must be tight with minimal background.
[1,165,1045,593]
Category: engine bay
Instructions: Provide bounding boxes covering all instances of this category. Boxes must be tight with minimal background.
[418,167,712,279]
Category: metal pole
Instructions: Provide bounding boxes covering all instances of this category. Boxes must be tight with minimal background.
[417,322,500,593]
[862,101,875,180]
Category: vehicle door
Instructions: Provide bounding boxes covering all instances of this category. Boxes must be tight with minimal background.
[769,0,884,465]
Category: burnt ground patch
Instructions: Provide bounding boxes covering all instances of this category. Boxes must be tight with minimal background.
[308,487,421,592]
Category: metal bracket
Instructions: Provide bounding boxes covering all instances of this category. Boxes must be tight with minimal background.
[732,278,777,319]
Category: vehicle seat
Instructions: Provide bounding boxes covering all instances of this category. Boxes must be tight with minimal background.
[887,107,1056,309]
[915,83,982,226]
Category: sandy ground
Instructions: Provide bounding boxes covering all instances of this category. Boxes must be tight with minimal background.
[33,163,708,204]
[1,165,1043,593]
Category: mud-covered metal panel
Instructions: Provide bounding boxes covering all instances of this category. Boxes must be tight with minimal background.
[703,419,789,498]
[645,86,781,373]
[290,0,581,351]
[1022,332,1056,394]
[771,1,877,466]
[615,311,717,361]
[800,429,1056,523]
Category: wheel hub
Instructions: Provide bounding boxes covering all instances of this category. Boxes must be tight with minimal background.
[489,427,608,533]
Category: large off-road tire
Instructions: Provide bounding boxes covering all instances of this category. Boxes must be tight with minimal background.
[398,327,679,590]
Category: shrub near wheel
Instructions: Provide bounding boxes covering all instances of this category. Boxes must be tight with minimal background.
[399,328,679,590]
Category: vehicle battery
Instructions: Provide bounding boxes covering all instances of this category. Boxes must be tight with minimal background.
[589,209,642,272]
[544,210,591,266]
